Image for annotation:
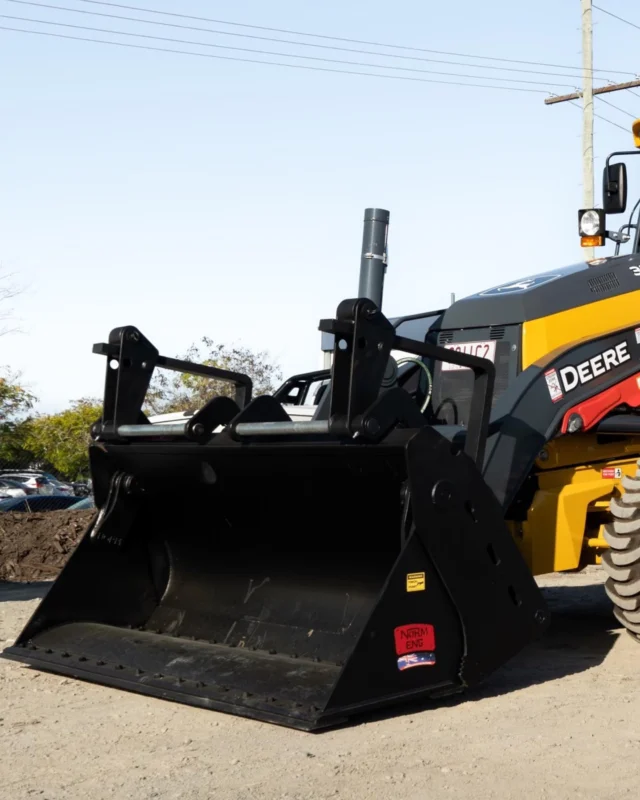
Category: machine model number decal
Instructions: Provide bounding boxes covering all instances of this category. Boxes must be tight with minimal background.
[406,572,426,592]
[630,266,640,277]
[544,368,563,403]
[441,340,496,371]
[635,328,640,344]
[394,624,435,656]
[602,467,623,479]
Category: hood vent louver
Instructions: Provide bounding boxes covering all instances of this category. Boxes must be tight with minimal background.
[588,272,619,293]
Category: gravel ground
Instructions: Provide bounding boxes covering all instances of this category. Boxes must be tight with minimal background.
[1,567,639,800]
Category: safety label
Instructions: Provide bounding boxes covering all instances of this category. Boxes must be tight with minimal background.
[394,624,435,656]
[397,652,436,670]
[544,368,563,403]
[602,467,623,479]
[406,572,426,592]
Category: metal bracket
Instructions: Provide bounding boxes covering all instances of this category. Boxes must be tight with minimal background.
[319,298,396,436]
[92,326,253,442]
[90,471,140,548]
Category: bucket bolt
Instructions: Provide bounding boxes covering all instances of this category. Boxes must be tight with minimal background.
[124,475,143,495]
[364,418,381,436]
[566,414,584,433]
[431,479,460,511]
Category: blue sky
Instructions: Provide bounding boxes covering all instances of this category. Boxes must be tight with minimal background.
[1,0,640,412]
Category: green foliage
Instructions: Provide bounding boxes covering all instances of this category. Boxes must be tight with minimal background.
[22,398,102,480]
[0,371,34,423]
[145,337,283,415]
[0,369,36,461]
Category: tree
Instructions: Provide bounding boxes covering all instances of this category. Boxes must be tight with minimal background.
[22,398,102,479]
[0,370,34,425]
[0,369,36,463]
[145,337,283,415]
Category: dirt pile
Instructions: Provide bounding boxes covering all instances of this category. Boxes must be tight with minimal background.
[0,509,95,582]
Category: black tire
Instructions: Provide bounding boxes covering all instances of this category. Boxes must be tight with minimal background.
[603,470,640,638]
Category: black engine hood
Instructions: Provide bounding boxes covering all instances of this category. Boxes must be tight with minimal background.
[438,254,640,330]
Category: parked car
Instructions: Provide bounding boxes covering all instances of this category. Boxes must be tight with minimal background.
[71,482,91,498]
[0,494,81,512]
[39,472,74,495]
[0,478,28,498]
[69,496,95,510]
[0,472,55,495]
[0,469,73,495]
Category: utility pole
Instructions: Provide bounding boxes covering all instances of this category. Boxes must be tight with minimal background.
[582,0,594,258]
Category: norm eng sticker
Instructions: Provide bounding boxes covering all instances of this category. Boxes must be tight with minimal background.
[394,623,435,656]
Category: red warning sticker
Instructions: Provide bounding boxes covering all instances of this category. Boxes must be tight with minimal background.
[394,624,435,656]
[602,467,623,479]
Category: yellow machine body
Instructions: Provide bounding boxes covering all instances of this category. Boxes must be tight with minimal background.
[511,289,640,574]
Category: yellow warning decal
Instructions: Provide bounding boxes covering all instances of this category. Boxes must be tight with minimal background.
[406,572,426,592]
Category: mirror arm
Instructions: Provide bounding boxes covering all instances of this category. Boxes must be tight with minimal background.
[634,219,640,255]
[605,229,630,244]
[604,150,640,170]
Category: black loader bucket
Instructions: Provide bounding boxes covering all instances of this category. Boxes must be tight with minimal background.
[2,299,549,731]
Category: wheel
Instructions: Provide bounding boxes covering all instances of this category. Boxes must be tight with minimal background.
[603,467,640,639]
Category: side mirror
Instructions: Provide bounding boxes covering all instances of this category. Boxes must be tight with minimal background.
[603,162,627,214]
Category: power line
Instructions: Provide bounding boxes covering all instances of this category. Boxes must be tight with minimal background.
[0,25,560,92]
[596,95,637,118]
[4,0,620,81]
[594,113,628,132]
[569,99,630,132]
[0,14,580,87]
[593,4,640,31]
[68,0,635,76]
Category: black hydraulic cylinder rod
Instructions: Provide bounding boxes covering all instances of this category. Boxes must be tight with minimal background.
[357,208,389,309]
